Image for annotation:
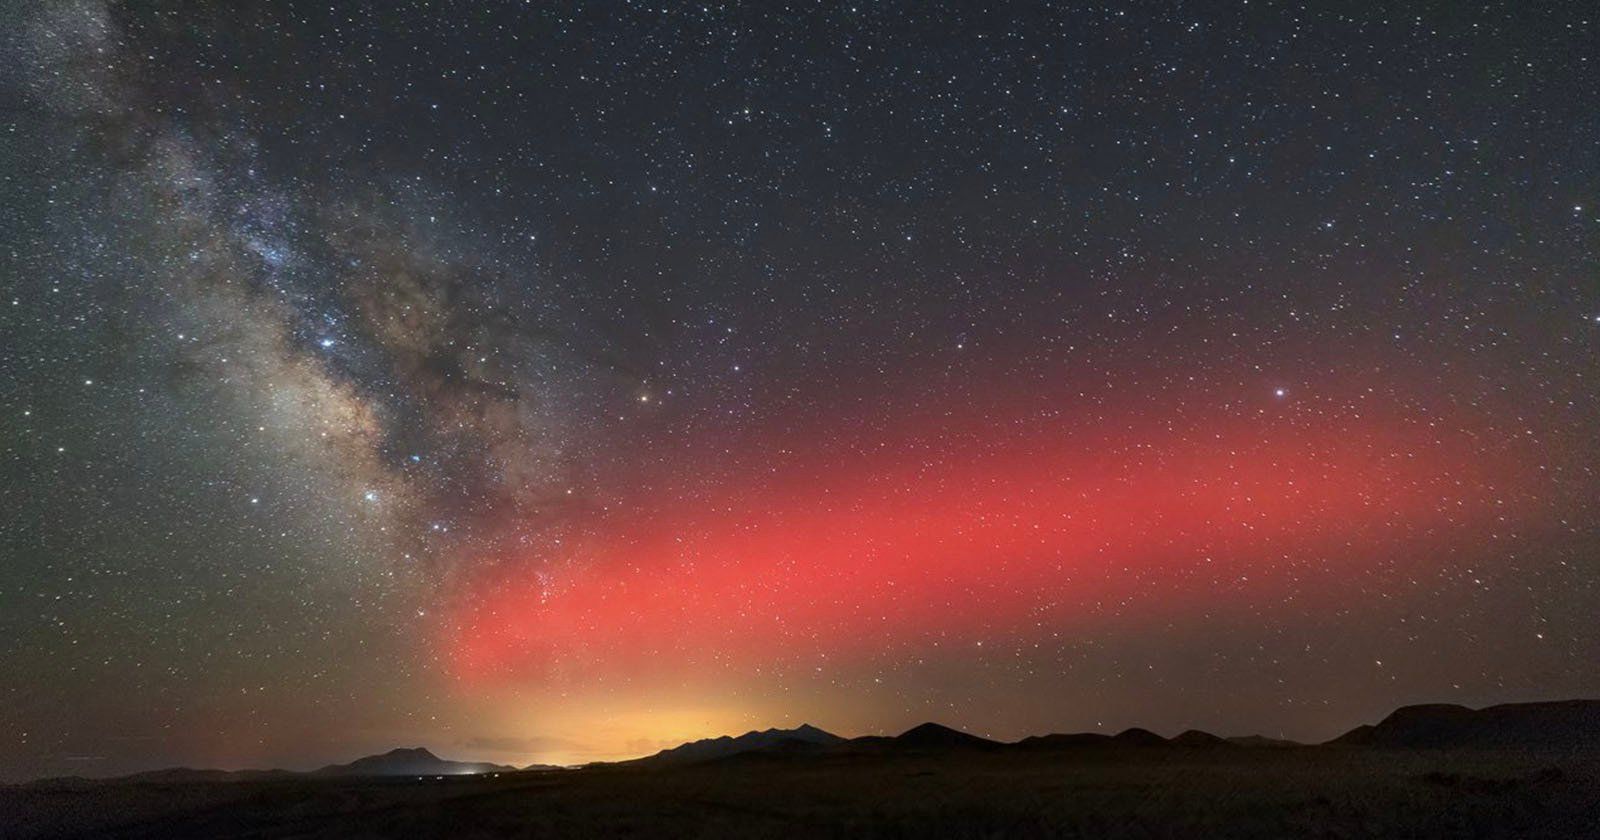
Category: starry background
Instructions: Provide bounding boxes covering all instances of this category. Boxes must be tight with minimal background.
[1,0,1597,780]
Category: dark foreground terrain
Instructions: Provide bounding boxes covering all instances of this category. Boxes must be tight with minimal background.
[7,745,1600,839]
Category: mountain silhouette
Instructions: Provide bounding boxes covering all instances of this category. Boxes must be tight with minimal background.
[32,698,1600,786]
[18,699,1600,838]
[1225,734,1303,748]
[1329,700,1600,749]
[314,747,517,777]
[1109,727,1168,746]
[1170,729,1234,748]
[642,724,844,764]
[50,748,523,785]
[1015,732,1114,749]
[890,722,1001,749]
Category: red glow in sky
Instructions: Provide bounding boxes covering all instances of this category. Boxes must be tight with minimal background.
[447,400,1518,684]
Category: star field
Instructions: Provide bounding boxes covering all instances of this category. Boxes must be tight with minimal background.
[1,1,1597,777]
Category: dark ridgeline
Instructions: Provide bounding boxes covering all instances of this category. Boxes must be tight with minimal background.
[1015,731,1117,749]
[310,747,519,778]
[615,699,1600,766]
[889,722,1003,749]
[845,722,1005,752]
[41,748,527,786]
[1328,700,1600,750]
[1225,734,1302,749]
[22,700,1600,788]
[633,699,1600,766]
[1170,729,1236,748]
[635,724,845,765]
[7,700,1599,840]
[1108,727,1169,747]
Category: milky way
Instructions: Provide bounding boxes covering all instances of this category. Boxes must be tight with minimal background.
[2,1,1597,778]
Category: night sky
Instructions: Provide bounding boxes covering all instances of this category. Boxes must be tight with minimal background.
[2,1,1597,780]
